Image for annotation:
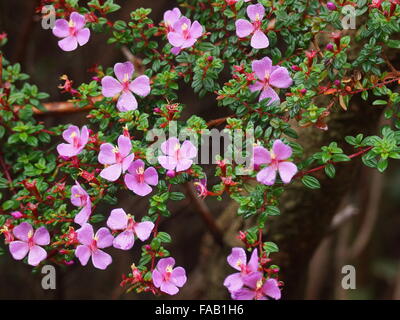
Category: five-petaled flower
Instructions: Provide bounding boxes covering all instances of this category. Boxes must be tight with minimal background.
[124,160,159,196]
[71,181,92,226]
[57,125,89,158]
[52,12,90,51]
[249,56,293,104]
[106,208,154,250]
[163,8,182,32]
[254,140,298,185]
[158,137,197,172]
[75,223,114,270]
[101,61,151,112]
[152,257,187,295]
[235,4,269,49]
[167,17,203,55]
[9,222,50,266]
[224,247,259,293]
[232,272,281,300]
[98,135,135,182]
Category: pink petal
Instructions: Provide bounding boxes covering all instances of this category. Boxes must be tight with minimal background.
[272,140,292,160]
[107,208,129,230]
[223,272,243,292]
[144,167,158,186]
[158,155,178,171]
[113,230,135,250]
[256,166,277,185]
[247,3,265,22]
[95,227,114,249]
[114,62,134,83]
[129,75,151,97]
[235,19,254,38]
[13,222,33,242]
[33,227,50,246]
[278,161,297,184]
[80,125,89,146]
[9,241,29,260]
[117,135,132,158]
[74,204,92,226]
[175,159,193,172]
[189,21,203,39]
[181,37,197,49]
[52,19,70,38]
[243,271,263,289]
[134,221,154,241]
[259,86,280,104]
[253,146,271,168]
[124,174,153,196]
[127,159,144,174]
[251,30,269,49]
[157,257,176,273]
[117,91,138,112]
[263,278,281,300]
[152,269,163,287]
[167,32,185,47]
[227,247,247,271]
[161,137,180,156]
[57,143,79,158]
[58,36,78,51]
[70,12,86,30]
[164,8,181,27]
[232,288,256,300]
[252,57,272,80]
[171,46,182,55]
[91,249,112,270]
[180,140,197,159]
[76,28,90,46]
[62,125,79,143]
[28,245,47,266]
[101,76,122,97]
[171,267,187,287]
[172,17,191,33]
[122,153,135,173]
[77,223,94,246]
[100,163,122,182]
[98,143,117,165]
[160,282,179,295]
[75,245,91,266]
[269,67,293,88]
[248,81,263,93]
[71,182,88,207]
[247,248,259,272]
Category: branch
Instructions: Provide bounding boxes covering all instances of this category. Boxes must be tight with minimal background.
[184,182,225,247]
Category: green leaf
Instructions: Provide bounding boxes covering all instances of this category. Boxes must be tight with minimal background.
[301,175,321,189]
[157,232,171,243]
[169,192,185,201]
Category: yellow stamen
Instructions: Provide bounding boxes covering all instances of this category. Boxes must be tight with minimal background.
[136,167,145,175]
[70,132,77,138]
[28,230,34,238]
[68,20,75,27]
[123,73,130,82]
[256,279,263,290]
[182,23,188,31]
[113,146,119,153]
[166,265,173,273]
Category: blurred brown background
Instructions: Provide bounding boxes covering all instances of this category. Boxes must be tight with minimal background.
[1,0,400,300]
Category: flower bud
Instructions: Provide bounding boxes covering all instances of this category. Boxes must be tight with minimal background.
[327,2,337,10]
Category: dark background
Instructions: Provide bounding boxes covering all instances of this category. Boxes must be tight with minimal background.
[0,0,400,300]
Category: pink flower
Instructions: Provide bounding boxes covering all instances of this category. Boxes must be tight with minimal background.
[57,125,89,158]
[158,137,197,172]
[167,17,203,55]
[152,257,187,295]
[71,181,92,226]
[164,8,182,32]
[98,135,135,182]
[235,4,269,49]
[224,248,259,293]
[101,61,151,112]
[232,272,281,300]
[254,140,297,185]
[75,223,113,270]
[249,57,293,104]
[11,211,23,219]
[124,160,158,196]
[52,12,90,51]
[106,208,154,250]
[9,222,50,266]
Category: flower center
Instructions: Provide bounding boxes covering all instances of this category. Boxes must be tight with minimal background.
[70,132,80,148]
[27,230,35,248]
[164,265,173,281]
[113,146,123,163]
[136,166,145,183]
[181,23,190,39]
[253,16,262,30]
[68,20,77,36]
[90,237,98,252]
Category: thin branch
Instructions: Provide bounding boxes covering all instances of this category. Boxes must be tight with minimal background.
[185,182,225,247]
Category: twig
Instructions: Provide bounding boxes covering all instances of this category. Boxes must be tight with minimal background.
[185,182,224,246]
